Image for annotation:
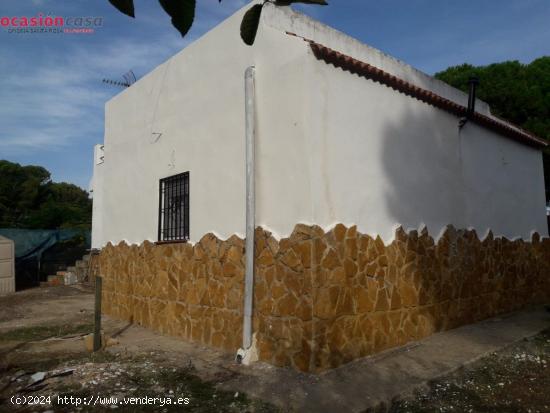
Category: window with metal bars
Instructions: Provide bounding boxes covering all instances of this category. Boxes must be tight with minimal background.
[158,172,189,242]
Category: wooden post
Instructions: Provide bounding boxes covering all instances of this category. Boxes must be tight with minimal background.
[93,276,102,351]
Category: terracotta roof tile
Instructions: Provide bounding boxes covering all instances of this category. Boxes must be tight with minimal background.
[306,41,547,149]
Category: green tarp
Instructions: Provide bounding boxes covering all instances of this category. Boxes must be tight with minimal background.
[0,228,90,260]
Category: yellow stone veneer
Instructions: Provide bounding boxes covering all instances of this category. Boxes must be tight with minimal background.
[96,224,550,372]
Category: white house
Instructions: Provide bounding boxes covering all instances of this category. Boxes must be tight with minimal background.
[90,2,550,373]
[91,2,548,250]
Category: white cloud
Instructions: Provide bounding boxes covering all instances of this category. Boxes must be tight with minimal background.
[0,0,253,156]
[0,32,187,154]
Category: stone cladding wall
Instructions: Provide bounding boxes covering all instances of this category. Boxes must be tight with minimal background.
[97,224,550,372]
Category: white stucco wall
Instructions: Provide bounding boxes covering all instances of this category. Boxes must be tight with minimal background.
[268,4,548,242]
[92,3,547,248]
[304,57,547,242]
[92,2,314,247]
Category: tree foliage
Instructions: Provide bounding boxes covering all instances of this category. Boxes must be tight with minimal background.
[240,4,264,46]
[0,160,92,229]
[436,57,550,201]
[435,57,550,140]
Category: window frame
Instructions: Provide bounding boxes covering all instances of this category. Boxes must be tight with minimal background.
[157,171,189,243]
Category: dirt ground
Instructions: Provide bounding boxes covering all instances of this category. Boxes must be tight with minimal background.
[0,286,548,412]
[0,284,94,326]
[0,286,276,412]
[389,329,550,413]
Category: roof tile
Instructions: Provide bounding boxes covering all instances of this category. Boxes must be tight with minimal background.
[307,41,547,149]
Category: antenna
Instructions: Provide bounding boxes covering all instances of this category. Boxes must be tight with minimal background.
[122,70,136,85]
[102,70,137,88]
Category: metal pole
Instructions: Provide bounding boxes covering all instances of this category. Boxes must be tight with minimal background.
[93,276,102,351]
[467,76,479,117]
[243,66,256,350]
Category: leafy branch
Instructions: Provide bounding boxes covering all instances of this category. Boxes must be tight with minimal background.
[108,0,328,45]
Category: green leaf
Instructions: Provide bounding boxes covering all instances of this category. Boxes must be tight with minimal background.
[240,4,263,46]
[158,0,196,38]
[108,0,135,18]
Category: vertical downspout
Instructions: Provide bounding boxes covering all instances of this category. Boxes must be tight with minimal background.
[239,66,257,361]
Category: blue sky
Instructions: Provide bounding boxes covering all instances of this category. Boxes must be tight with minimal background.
[0,0,549,190]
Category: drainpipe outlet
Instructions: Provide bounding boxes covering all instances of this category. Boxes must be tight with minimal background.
[236,333,259,365]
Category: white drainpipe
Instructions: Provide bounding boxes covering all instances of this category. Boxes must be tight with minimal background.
[237,66,258,364]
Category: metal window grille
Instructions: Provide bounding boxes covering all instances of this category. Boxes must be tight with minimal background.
[158,172,189,242]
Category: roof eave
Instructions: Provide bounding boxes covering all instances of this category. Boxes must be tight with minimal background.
[307,41,547,150]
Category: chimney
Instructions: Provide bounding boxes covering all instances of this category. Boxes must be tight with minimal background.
[459,76,480,128]
[467,76,479,117]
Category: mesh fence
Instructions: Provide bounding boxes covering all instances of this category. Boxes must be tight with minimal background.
[0,228,91,290]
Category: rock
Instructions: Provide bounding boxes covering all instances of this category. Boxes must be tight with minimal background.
[11,370,26,382]
[50,369,75,378]
[106,337,119,347]
[28,372,46,386]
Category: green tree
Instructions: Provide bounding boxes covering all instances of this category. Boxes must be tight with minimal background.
[435,57,550,201]
[435,57,550,139]
[0,160,92,229]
